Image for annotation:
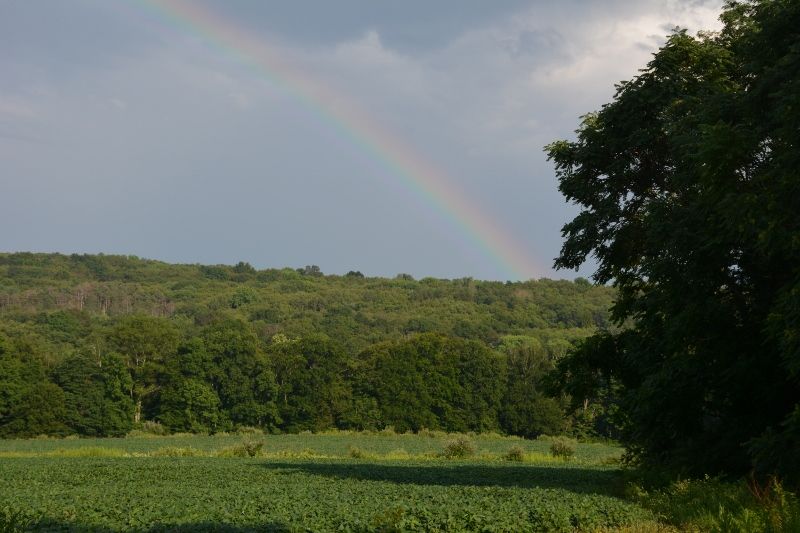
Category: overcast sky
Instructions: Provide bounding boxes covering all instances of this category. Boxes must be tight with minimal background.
[1,0,723,281]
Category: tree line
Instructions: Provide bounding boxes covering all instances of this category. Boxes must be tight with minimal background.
[0,253,613,439]
[0,317,580,439]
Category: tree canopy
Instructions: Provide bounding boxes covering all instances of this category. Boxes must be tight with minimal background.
[547,0,800,482]
[0,252,613,439]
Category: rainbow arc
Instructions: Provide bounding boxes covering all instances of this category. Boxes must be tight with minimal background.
[137,0,543,280]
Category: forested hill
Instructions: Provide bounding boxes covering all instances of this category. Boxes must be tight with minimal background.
[0,252,613,439]
[0,252,612,351]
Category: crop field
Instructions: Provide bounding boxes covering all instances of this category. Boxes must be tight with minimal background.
[0,432,666,532]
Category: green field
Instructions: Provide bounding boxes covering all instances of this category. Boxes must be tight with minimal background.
[0,432,619,462]
[0,432,659,532]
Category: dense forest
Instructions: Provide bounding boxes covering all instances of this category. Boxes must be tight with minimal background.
[0,252,613,439]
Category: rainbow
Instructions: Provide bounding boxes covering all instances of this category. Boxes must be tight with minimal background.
[135,0,543,280]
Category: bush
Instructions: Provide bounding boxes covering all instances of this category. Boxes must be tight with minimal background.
[442,436,475,459]
[504,445,525,462]
[550,437,576,459]
[386,448,410,460]
[217,438,265,458]
[348,446,365,459]
[241,439,264,457]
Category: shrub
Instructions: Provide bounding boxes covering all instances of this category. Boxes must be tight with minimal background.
[348,446,365,459]
[442,436,475,459]
[241,439,264,457]
[386,448,410,460]
[221,444,254,457]
[218,438,264,458]
[504,445,525,462]
[550,437,577,459]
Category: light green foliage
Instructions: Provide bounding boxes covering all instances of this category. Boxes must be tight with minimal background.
[218,439,264,458]
[550,437,577,459]
[348,444,365,458]
[0,253,611,352]
[229,286,258,308]
[504,445,525,462]
[441,435,476,459]
[239,438,265,457]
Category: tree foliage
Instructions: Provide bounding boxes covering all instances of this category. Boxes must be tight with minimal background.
[547,0,800,481]
[0,252,611,439]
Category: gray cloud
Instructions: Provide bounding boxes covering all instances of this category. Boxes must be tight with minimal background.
[0,0,724,280]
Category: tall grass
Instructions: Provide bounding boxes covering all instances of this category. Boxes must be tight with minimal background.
[633,476,800,532]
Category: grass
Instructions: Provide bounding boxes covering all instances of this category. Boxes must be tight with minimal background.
[0,432,796,531]
[0,429,622,463]
[629,476,800,532]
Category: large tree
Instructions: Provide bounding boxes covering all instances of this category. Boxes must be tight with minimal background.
[54,353,134,437]
[547,0,800,481]
[498,337,564,438]
[109,315,179,423]
[203,319,280,430]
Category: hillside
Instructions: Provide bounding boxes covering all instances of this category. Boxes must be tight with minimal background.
[0,252,614,439]
[0,252,612,350]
